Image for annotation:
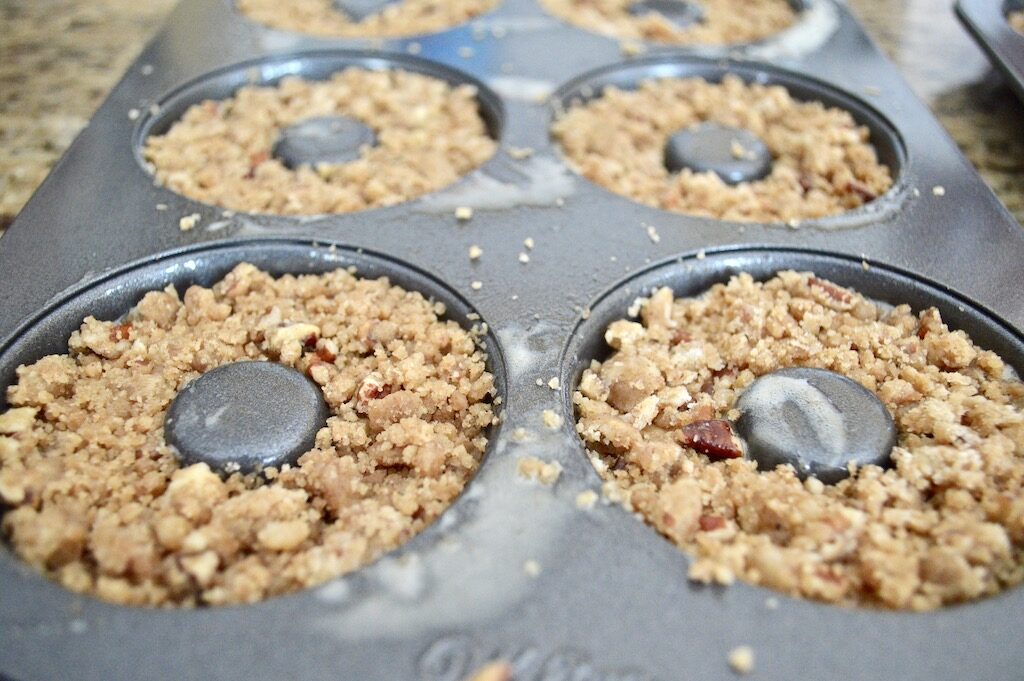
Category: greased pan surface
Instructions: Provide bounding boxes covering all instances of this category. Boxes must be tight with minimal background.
[1,0,1023,679]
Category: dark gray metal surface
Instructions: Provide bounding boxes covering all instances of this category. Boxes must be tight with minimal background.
[735,367,899,483]
[333,0,402,22]
[272,115,379,169]
[663,123,774,184]
[1,1,1023,680]
[165,360,331,474]
[956,0,1024,104]
[629,0,706,28]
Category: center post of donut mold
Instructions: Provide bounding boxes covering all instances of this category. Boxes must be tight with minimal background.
[271,116,378,169]
[164,360,330,475]
[663,122,774,185]
[331,0,400,21]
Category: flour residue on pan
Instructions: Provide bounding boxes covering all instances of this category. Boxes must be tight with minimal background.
[311,439,579,639]
[419,156,575,213]
[747,0,839,60]
[487,76,555,103]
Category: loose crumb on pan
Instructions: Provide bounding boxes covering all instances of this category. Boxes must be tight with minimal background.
[1010,9,1024,34]
[576,489,599,509]
[619,40,646,56]
[0,264,495,607]
[456,206,475,221]
[932,185,946,197]
[574,271,1024,610]
[178,213,200,231]
[508,146,534,160]
[511,427,533,442]
[237,0,498,38]
[552,75,893,223]
[468,245,483,261]
[517,456,563,486]
[728,646,755,675]
[542,0,796,45]
[542,409,564,430]
[523,559,542,576]
[144,69,495,216]
[464,660,514,681]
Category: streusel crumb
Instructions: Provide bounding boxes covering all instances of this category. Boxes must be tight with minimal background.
[144,69,495,216]
[575,271,1024,610]
[0,264,495,607]
[553,75,892,223]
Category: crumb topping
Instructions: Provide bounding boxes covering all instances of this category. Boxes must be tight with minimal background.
[237,0,498,38]
[553,75,893,223]
[574,271,1024,610]
[0,264,495,607]
[540,0,796,45]
[144,69,495,216]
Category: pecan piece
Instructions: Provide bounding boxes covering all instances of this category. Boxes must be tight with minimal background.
[699,515,727,531]
[681,419,744,460]
[109,323,133,342]
[847,179,877,202]
[356,372,391,413]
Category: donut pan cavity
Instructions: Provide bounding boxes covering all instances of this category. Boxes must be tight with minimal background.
[550,56,909,228]
[2,0,1024,679]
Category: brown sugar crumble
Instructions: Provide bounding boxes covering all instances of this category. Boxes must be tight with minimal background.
[144,69,496,216]
[0,264,495,607]
[237,0,498,38]
[574,271,1024,610]
[552,75,893,223]
[540,0,797,46]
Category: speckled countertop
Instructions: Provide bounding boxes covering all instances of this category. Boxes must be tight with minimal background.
[1,0,1022,228]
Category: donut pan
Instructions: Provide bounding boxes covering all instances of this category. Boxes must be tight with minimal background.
[956,0,1024,104]
[2,0,1024,679]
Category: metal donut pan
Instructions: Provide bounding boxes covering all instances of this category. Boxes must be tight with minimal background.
[956,0,1024,104]
[1,0,1024,679]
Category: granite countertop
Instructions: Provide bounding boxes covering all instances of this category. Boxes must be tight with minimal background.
[1,0,1022,228]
